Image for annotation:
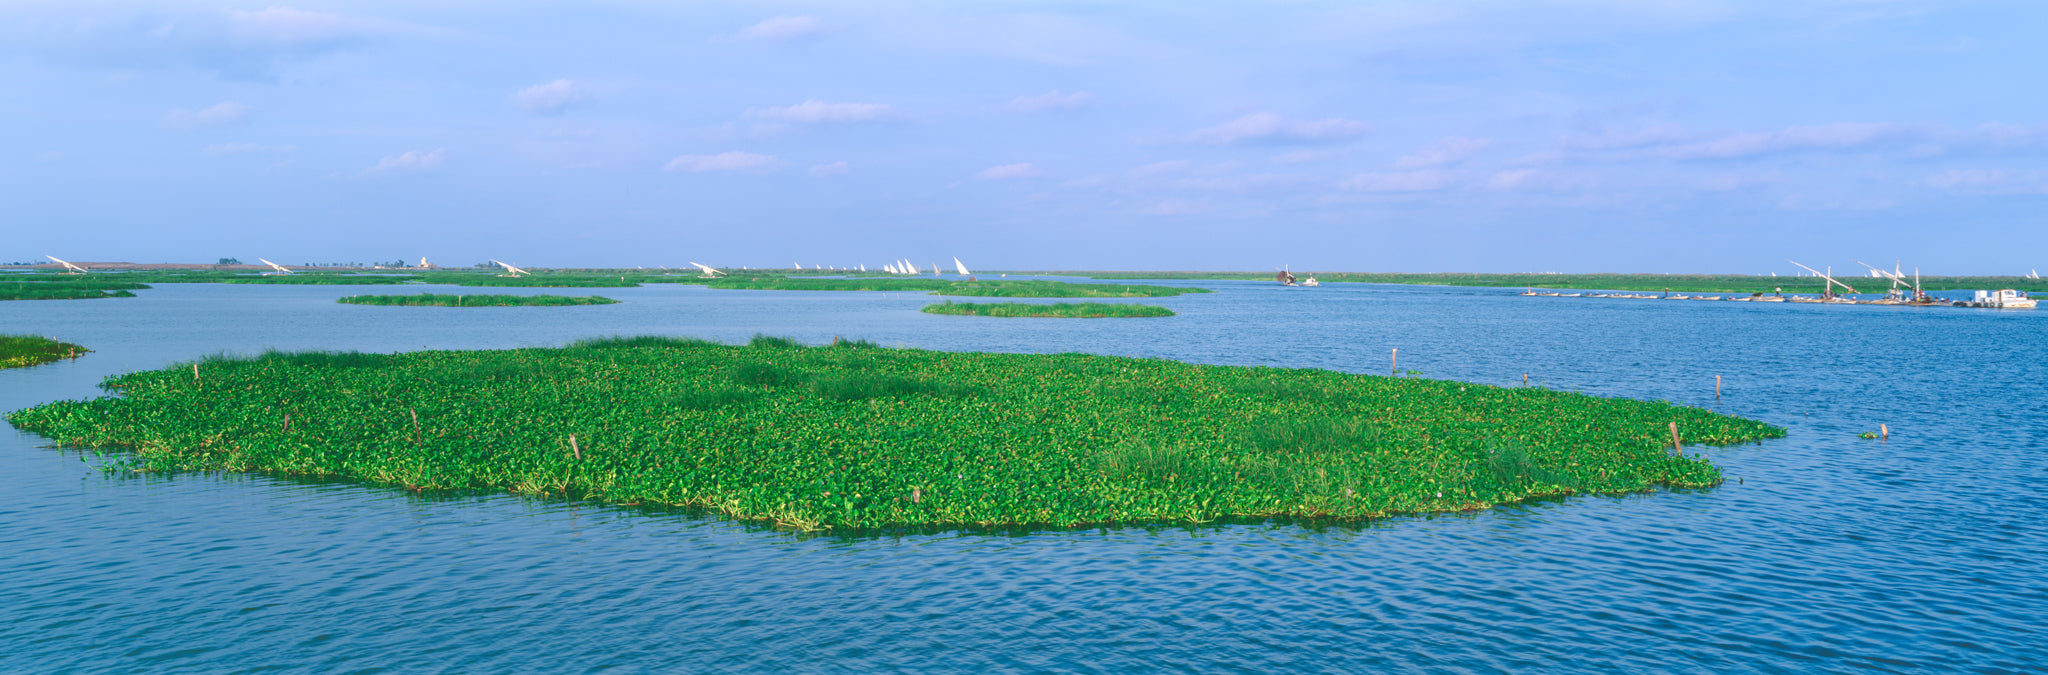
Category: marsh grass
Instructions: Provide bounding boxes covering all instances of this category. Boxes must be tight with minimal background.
[9,336,1785,533]
[922,301,1174,318]
[0,335,89,369]
[337,293,619,307]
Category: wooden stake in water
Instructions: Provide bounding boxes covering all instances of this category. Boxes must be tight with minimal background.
[1881,423,1889,440]
[192,363,200,382]
[1669,422,1683,453]
[569,434,581,461]
[410,408,422,445]
[1716,375,1722,400]
[1523,373,1529,386]
[1391,348,1398,376]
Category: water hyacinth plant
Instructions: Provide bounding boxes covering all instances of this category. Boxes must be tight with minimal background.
[922,301,1175,318]
[8,336,1783,533]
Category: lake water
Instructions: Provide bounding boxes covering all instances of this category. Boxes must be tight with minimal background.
[4,280,2044,673]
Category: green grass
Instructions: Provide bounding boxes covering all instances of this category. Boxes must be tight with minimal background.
[0,280,142,300]
[707,277,1208,297]
[922,301,1175,318]
[9,337,1782,533]
[337,293,620,307]
[1066,271,2048,294]
[0,335,89,369]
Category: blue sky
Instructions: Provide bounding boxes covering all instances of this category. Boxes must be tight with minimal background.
[3,1,2044,273]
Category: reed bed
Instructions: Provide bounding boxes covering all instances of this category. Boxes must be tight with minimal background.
[9,337,1783,533]
[708,278,1207,297]
[922,301,1174,318]
[337,293,619,307]
[0,335,89,369]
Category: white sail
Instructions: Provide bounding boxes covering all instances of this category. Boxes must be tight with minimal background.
[490,259,529,276]
[45,255,87,273]
[954,257,970,275]
[257,258,294,275]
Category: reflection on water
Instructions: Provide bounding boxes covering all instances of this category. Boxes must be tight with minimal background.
[2,280,2044,672]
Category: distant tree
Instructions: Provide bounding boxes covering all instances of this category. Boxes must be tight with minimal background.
[218,257,242,265]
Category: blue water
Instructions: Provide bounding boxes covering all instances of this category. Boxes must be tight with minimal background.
[4,281,2044,673]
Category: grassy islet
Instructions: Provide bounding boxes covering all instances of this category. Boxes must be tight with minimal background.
[1,335,90,369]
[338,293,619,307]
[923,301,1174,318]
[8,337,1782,532]
[708,278,1207,297]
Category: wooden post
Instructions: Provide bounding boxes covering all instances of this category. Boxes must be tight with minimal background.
[1668,422,1682,453]
[569,434,581,461]
[192,363,200,383]
[1391,348,1398,376]
[1716,375,1722,400]
[410,408,422,445]
[1523,373,1529,386]
[1880,423,1889,440]
[282,414,291,432]
[912,487,922,504]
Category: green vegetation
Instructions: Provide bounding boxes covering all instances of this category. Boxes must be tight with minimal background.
[1,279,143,301]
[337,293,620,307]
[707,277,1209,297]
[415,273,643,288]
[0,335,89,369]
[922,301,1175,318]
[1068,271,2048,294]
[9,337,1781,533]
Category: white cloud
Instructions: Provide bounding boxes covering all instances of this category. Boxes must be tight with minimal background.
[740,16,822,41]
[1926,169,2047,194]
[512,80,584,114]
[665,151,775,172]
[1183,113,1370,145]
[166,101,249,128]
[746,100,896,123]
[369,148,444,172]
[977,163,1041,180]
[227,7,362,45]
[1134,160,1190,175]
[1658,123,1911,159]
[809,161,849,176]
[1395,137,1492,168]
[204,142,294,155]
[1342,170,1450,192]
[1273,149,1345,164]
[1009,90,1092,112]
[1560,124,1694,151]
[1141,200,1206,216]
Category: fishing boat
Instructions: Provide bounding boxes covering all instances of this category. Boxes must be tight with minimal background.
[1277,266,1296,286]
[1956,289,2037,309]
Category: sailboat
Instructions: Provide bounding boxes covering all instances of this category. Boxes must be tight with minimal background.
[954,257,971,275]
[1276,265,1296,286]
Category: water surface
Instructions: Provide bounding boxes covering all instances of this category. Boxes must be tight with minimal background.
[3,280,2043,673]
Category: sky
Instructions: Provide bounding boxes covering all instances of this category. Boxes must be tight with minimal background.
[2,0,2044,273]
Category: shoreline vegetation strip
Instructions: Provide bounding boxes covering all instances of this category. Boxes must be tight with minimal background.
[922,301,1175,318]
[0,335,90,369]
[337,293,619,307]
[8,337,1783,533]
[1066,271,2048,295]
[705,278,1208,297]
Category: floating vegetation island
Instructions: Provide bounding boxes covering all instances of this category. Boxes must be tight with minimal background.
[9,337,1783,533]
[923,301,1174,318]
[337,293,620,307]
[1,335,90,369]
[1071,271,2048,295]
[708,278,1206,297]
